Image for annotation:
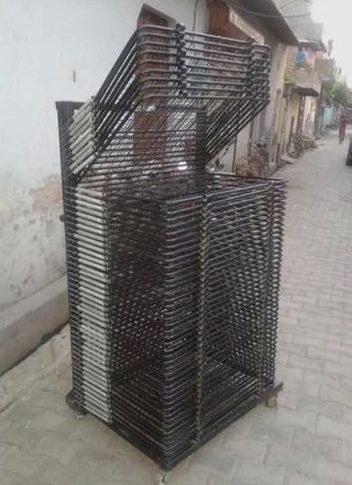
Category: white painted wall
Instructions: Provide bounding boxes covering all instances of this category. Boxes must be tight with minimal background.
[0,0,208,311]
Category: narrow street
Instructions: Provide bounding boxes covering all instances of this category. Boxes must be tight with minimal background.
[1,131,352,485]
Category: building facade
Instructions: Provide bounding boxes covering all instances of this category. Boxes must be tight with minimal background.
[206,0,298,176]
[276,0,337,156]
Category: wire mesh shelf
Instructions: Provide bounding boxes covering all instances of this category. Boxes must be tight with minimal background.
[57,24,285,470]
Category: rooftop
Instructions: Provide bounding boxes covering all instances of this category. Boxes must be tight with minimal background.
[275,0,326,50]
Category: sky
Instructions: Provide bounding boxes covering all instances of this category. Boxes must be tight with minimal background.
[312,0,352,82]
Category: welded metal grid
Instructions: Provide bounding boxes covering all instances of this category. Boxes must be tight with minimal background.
[57,24,286,469]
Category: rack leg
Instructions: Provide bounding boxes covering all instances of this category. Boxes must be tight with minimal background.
[65,389,87,419]
[155,471,168,484]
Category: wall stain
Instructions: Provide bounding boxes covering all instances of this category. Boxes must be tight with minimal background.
[29,175,62,212]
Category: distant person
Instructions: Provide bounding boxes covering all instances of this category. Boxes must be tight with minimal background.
[295,46,306,65]
[339,115,348,143]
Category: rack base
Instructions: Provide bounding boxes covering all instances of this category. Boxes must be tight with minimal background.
[65,380,283,471]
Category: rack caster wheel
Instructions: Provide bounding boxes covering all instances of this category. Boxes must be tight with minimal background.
[65,390,87,419]
[265,394,278,408]
[74,410,86,420]
[155,471,168,484]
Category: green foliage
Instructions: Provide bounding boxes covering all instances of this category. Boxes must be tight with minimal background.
[325,80,352,108]
[332,81,352,108]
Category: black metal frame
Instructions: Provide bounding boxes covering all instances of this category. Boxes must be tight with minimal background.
[56,24,285,470]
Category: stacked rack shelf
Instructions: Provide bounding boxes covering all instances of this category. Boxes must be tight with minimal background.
[56,24,285,470]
